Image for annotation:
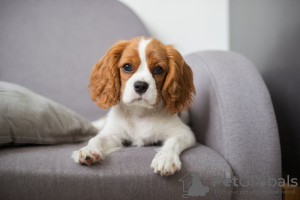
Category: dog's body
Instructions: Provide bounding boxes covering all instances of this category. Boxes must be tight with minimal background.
[72,37,196,176]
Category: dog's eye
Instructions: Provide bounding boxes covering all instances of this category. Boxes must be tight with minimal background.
[153,66,164,75]
[122,64,133,73]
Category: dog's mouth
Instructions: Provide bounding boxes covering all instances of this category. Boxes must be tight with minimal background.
[123,95,156,108]
[129,96,156,107]
[132,97,148,103]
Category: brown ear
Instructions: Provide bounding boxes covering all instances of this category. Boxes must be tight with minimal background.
[162,45,195,114]
[89,40,128,109]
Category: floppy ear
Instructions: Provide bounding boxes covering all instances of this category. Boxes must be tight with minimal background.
[162,45,195,114]
[89,40,128,109]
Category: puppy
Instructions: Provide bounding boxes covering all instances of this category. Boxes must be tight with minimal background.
[72,37,196,176]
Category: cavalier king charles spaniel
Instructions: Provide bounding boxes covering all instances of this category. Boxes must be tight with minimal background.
[72,37,196,176]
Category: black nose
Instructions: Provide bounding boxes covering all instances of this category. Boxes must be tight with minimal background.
[134,81,149,95]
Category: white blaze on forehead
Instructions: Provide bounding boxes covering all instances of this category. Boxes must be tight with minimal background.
[137,38,152,76]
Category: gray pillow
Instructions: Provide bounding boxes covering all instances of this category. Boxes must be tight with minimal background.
[0,81,98,145]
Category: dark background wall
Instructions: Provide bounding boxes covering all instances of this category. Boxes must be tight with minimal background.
[230,0,300,179]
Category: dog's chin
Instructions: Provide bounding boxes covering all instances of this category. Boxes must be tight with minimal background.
[123,97,155,108]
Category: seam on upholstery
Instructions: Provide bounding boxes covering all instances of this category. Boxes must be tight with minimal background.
[188,53,232,200]
[187,53,234,199]
[193,53,231,199]
[189,53,228,159]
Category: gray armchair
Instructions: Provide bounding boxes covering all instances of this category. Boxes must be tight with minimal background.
[0,1,281,199]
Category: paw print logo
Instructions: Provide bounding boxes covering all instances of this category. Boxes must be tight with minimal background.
[179,172,210,198]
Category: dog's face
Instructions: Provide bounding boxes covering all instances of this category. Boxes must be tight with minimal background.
[89,37,195,114]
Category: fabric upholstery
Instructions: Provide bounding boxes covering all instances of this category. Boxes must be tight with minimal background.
[0,142,232,200]
[185,51,282,200]
[0,81,98,145]
[0,0,149,121]
[0,0,281,199]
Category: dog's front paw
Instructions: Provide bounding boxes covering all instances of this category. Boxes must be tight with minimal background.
[72,147,104,166]
[151,151,181,176]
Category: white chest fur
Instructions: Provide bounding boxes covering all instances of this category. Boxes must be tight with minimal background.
[105,103,181,146]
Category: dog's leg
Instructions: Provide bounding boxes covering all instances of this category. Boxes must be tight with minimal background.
[72,129,124,165]
[151,124,196,176]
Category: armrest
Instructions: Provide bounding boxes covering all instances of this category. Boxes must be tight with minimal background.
[185,51,281,199]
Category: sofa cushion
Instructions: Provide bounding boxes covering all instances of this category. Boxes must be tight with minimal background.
[0,143,232,200]
[0,0,149,121]
[0,81,98,145]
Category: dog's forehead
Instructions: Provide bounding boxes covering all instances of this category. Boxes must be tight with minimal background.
[122,38,140,58]
[119,37,168,71]
[145,39,167,61]
[121,38,166,60]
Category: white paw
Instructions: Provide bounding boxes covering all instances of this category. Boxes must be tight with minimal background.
[72,147,104,166]
[151,151,181,176]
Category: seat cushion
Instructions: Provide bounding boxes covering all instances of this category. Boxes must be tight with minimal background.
[0,143,232,200]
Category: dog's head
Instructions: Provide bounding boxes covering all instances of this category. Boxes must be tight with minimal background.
[89,37,195,114]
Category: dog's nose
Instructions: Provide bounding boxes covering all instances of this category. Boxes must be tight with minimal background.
[134,81,149,95]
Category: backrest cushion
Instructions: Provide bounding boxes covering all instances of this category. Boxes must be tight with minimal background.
[0,0,149,121]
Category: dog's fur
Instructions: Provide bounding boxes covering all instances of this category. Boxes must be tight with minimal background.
[72,37,196,176]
